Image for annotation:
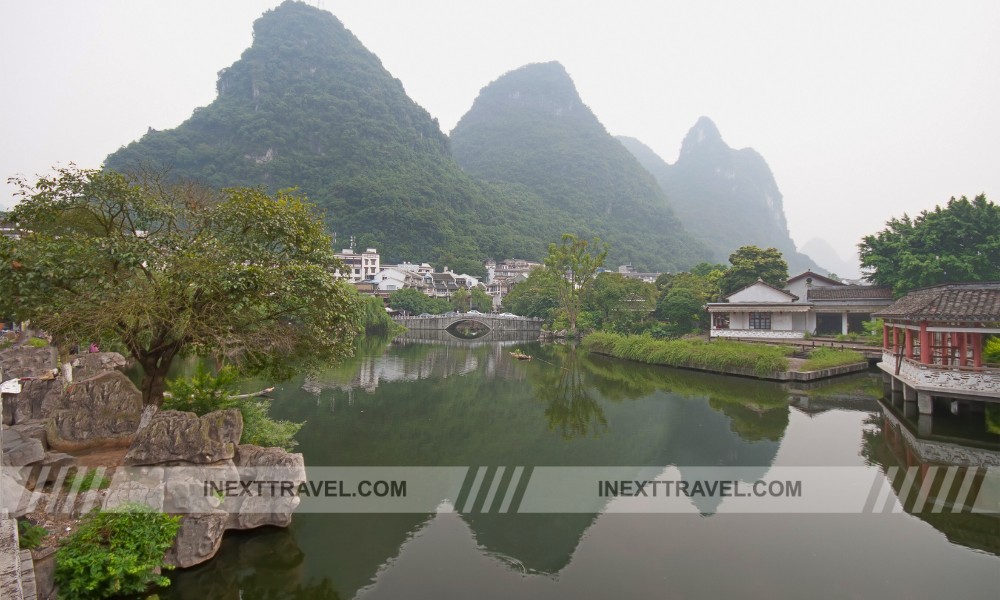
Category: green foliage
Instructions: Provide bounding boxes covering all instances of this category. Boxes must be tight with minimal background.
[17,519,48,549]
[54,503,180,600]
[27,337,49,348]
[585,272,657,332]
[718,245,789,297]
[450,287,470,312]
[165,365,303,450]
[0,166,362,406]
[356,292,402,334]
[859,194,1000,294]
[388,288,451,315]
[987,405,1000,435]
[984,336,1000,365]
[799,348,865,371]
[545,234,608,331]
[470,288,492,312]
[501,269,561,321]
[584,332,792,377]
[65,468,110,492]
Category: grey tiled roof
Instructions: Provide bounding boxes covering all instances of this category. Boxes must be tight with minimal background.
[807,286,893,300]
[873,282,1000,321]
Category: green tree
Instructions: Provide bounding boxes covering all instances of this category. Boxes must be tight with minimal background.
[470,288,492,312]
[0,166,362,406]
[718,246,789,297]
[656,288,705,336]
[544,234,608,332]
[388,288,449,315]
[585,273,657,332]
[451,287,471,312]
[502,269,561,320]
[859,195,1000,294]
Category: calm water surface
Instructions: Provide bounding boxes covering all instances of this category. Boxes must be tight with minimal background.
[165,338,1000,599]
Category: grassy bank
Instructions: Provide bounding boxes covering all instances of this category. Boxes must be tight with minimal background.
[799,347,866,371]
[583,332,792,377]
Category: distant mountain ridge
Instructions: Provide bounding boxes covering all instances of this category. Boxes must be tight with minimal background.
[105,0,533,274]
[450,62,712,272]
[619,119,823,275]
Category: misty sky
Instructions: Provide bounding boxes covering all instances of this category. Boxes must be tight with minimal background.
[2,0,998,267]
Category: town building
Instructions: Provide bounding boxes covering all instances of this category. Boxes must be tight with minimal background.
[707,270,894,339]
[335,247,380,283]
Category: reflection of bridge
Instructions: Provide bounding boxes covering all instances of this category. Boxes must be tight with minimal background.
[395,314,544,336]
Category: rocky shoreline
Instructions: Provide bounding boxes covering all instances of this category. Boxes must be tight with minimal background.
[1,344,304,599]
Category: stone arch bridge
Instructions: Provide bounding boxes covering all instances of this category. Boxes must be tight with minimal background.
[394,314,543,335]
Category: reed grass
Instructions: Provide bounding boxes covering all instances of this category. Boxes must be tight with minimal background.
[583,332,792,377]
[799,347,865,371]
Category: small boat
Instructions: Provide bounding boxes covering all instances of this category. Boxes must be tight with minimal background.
[509,351,532,361]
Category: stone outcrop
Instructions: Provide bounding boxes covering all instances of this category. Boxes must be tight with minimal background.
[6,379,61,426]
[68,352,129,382]
[163,512,228,569]
[225,445,306,530]
[46,370,143,452]
[123,409,242,466]
[0,346,57,380]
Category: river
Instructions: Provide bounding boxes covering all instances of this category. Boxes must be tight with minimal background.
[162,336,1000,599]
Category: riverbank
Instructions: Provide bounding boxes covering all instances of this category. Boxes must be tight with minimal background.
[582,332,869,381]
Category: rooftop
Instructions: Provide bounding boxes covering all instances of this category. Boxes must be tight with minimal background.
[873,282,1000,321]
[807,286,894,301]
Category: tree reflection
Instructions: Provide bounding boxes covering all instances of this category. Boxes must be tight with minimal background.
[530,344,608,439]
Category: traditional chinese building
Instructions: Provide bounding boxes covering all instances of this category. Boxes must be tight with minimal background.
[874,282,1000,417]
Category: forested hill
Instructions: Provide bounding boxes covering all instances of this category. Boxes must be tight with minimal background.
[449,62,712,272]
[618,118,822,275]
[104,1,532,274]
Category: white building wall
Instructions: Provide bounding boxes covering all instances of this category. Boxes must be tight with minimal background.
[728,282,795,303]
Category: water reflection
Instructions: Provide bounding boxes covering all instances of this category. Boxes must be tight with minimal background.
[165,340,1000,599]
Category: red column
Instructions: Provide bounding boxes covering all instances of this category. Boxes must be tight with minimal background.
[919,322,930,365]
[905,327,914,360]
[972,332,983,368]
[892,326,899,352]
[958,332,967,367]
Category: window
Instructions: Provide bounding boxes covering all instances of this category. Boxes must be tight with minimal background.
[713,313,730,329]
[749,312,771,329]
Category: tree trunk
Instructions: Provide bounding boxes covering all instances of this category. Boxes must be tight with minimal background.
[137,344,181,407]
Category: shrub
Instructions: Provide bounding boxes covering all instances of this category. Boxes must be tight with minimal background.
[64,468,110,492]
[55,503,180,599]
[27,336,49,347]
[17,519,48,549]
[165,365,303,450]
[984,336,1000,365]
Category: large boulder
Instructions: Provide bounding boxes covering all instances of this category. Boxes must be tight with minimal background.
[7,378,61,425]
[123,409,242,466]
[163,512,228,569]
[0,346,57,379]
[226,445,306,530]
[69,352,129,382]
[1,427,45,467]
[45,371,143,452]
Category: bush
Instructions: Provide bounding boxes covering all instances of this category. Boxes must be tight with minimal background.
[165,365,303,450]
[17,519,48,549]
[985,336,1000,365]
[55,503,180,599]
[64,468,110,492]
[27,336,49,347]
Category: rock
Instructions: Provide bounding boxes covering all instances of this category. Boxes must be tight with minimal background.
[123,409,242,466]
[1,427,45,467]
[45,370,143,452]
[226,445,305,530]
[25,452,77,488]
[10,421,48,449]
[0,346,57,379]
[163,512,228,568]
[0,470,40,517]
[9,378,61,425]
[69,352,129,381]
[31,546,57,600]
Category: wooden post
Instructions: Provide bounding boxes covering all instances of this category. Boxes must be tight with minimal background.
[905,327,914,360]
[972,332,983,368]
